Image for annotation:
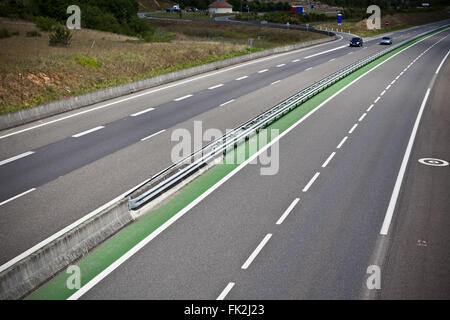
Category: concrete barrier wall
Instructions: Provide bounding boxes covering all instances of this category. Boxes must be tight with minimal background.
[0,198,132,300]
[0,36,336,131]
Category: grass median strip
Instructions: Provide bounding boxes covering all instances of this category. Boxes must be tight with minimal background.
[26,27,447,300]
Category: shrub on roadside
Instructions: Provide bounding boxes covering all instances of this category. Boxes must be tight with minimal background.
[73,55,101,68]
[36,16,58,31]
[26,30,42,37]
[0,27,11,38]
[49,24,72,46]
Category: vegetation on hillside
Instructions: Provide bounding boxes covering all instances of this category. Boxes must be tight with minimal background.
[318,0,449,9]
[0,17,324,114]
[0,0,151,37]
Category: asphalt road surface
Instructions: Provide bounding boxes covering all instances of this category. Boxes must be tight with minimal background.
[69,28,449,299]
[0,21,448,299]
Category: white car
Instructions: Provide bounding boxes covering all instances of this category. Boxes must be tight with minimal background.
[380,36,393,45]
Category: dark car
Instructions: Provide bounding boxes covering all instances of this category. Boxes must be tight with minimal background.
[349,37,363,47]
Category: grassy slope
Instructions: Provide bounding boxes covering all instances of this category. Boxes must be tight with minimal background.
[0,18,324,115]
[313,8,449,37]
[153,20,325,48]
[0,18,319,114]
[0,19,237,114]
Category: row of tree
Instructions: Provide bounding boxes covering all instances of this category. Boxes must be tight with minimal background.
[176,0,449,11]
[320,0,448,8]
[0,0,151,36]
[174,0,291,12]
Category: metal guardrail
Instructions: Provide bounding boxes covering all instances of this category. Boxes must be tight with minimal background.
[127,26,448,210]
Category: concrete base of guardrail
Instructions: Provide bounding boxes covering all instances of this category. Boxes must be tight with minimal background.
[0,198,133,300]
[0,35,337,131]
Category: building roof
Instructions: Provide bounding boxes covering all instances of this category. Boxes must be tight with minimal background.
[208,1,233,9]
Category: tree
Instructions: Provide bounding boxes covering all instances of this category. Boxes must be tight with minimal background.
[49,24,72,46]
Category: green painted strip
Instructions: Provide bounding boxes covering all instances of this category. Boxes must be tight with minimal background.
[26,27,447,300]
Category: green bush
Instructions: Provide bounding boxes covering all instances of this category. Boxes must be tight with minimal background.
[73,55,101,68]
[36,16,58,31]
[49,24,72,46]
[26,30,42,37]
[0,28,11,39]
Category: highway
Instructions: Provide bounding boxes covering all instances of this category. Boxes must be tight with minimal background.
[1,20,449,299]
[56,27,448,299]
[70,27,450,299]
[60,26,450,300]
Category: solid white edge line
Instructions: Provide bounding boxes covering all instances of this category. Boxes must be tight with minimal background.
[436,49,450,74]
[140,129,166,141]
[379,34,450,234]
[0,188,36,207]
[337,136,348,149]
[0,36,345,140]
[348,123,358,134]
[72,126,104,138]
[358,113,367,122]
[302,172,320,193]
[14,29,432,298]
[130,107,155,117]
[380,89,431,235]
[241,234,272,270]
[276,198,300,225]
[208,84,224,90]
[304,45,346,59]
[217,282,235,300]
[174,94,193,102]
[321,152,336,168]
[0,151,34,166]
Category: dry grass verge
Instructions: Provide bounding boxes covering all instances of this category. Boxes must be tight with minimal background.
[0,17,324,114]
